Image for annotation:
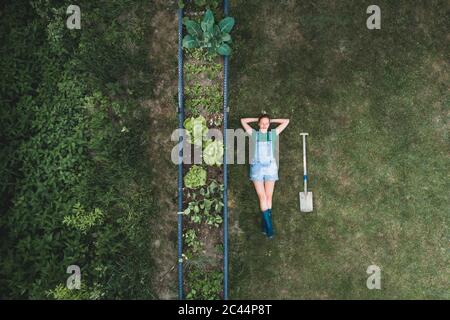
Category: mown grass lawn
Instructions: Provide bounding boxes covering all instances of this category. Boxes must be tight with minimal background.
[227,0,449,299]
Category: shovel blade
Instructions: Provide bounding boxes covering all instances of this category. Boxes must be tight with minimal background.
[299,192,313,212]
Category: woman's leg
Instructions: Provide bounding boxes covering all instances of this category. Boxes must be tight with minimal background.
[264,181,275,209]
[253,181,268,211]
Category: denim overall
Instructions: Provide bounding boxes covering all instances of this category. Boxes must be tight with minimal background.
[249,130,277,238]
[249,130,278,182]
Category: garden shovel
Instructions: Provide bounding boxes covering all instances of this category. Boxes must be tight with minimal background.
[299,133,313,212]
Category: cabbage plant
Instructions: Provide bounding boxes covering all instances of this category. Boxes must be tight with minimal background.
[182,9,235,56]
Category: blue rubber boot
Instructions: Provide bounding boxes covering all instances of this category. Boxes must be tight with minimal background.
[268,208,274,237]
[269,208,274,236]
[261,208,272,235]
[262,209,273,239]
[261,215,267,235]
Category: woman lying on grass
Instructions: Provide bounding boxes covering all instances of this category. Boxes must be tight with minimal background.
[240,114,290,239]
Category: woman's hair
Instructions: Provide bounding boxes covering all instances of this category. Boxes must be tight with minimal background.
[258,113,270,123]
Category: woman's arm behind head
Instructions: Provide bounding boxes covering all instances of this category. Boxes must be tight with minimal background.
[271,118,290,135]
[240,117,258,135]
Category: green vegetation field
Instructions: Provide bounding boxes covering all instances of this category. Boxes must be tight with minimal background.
[0,0,159,298]
[228,0,449,299]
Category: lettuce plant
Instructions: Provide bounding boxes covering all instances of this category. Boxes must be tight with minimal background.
[203,139,223,166]
[182,9,235,56]
[184,165,207,189]
[183,115,208,146]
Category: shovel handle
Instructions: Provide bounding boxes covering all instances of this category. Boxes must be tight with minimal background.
[300,133,308,193]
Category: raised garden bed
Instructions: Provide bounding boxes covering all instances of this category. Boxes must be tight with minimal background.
[177,0,234,300]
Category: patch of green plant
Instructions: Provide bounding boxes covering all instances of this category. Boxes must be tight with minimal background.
[184,229,203,255]
[63,203,104,235]
[185,49,222,80]
[186,269,223,300]
[186,47,221,65]
[185,83,222,115]
[45,283,104,300]
[184,198,223,227]
[184,180,224,226]
[182,9,235,56]
[184,165,207,189]
[183,115,209,146]
[0,0,156,299]
[184,200,203,224]
[204,211,223,227]
[185,61,221,79]
[203,139,224,166]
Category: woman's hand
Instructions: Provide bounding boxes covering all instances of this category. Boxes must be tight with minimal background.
[240,118,258,135]
[271,119,290,135]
